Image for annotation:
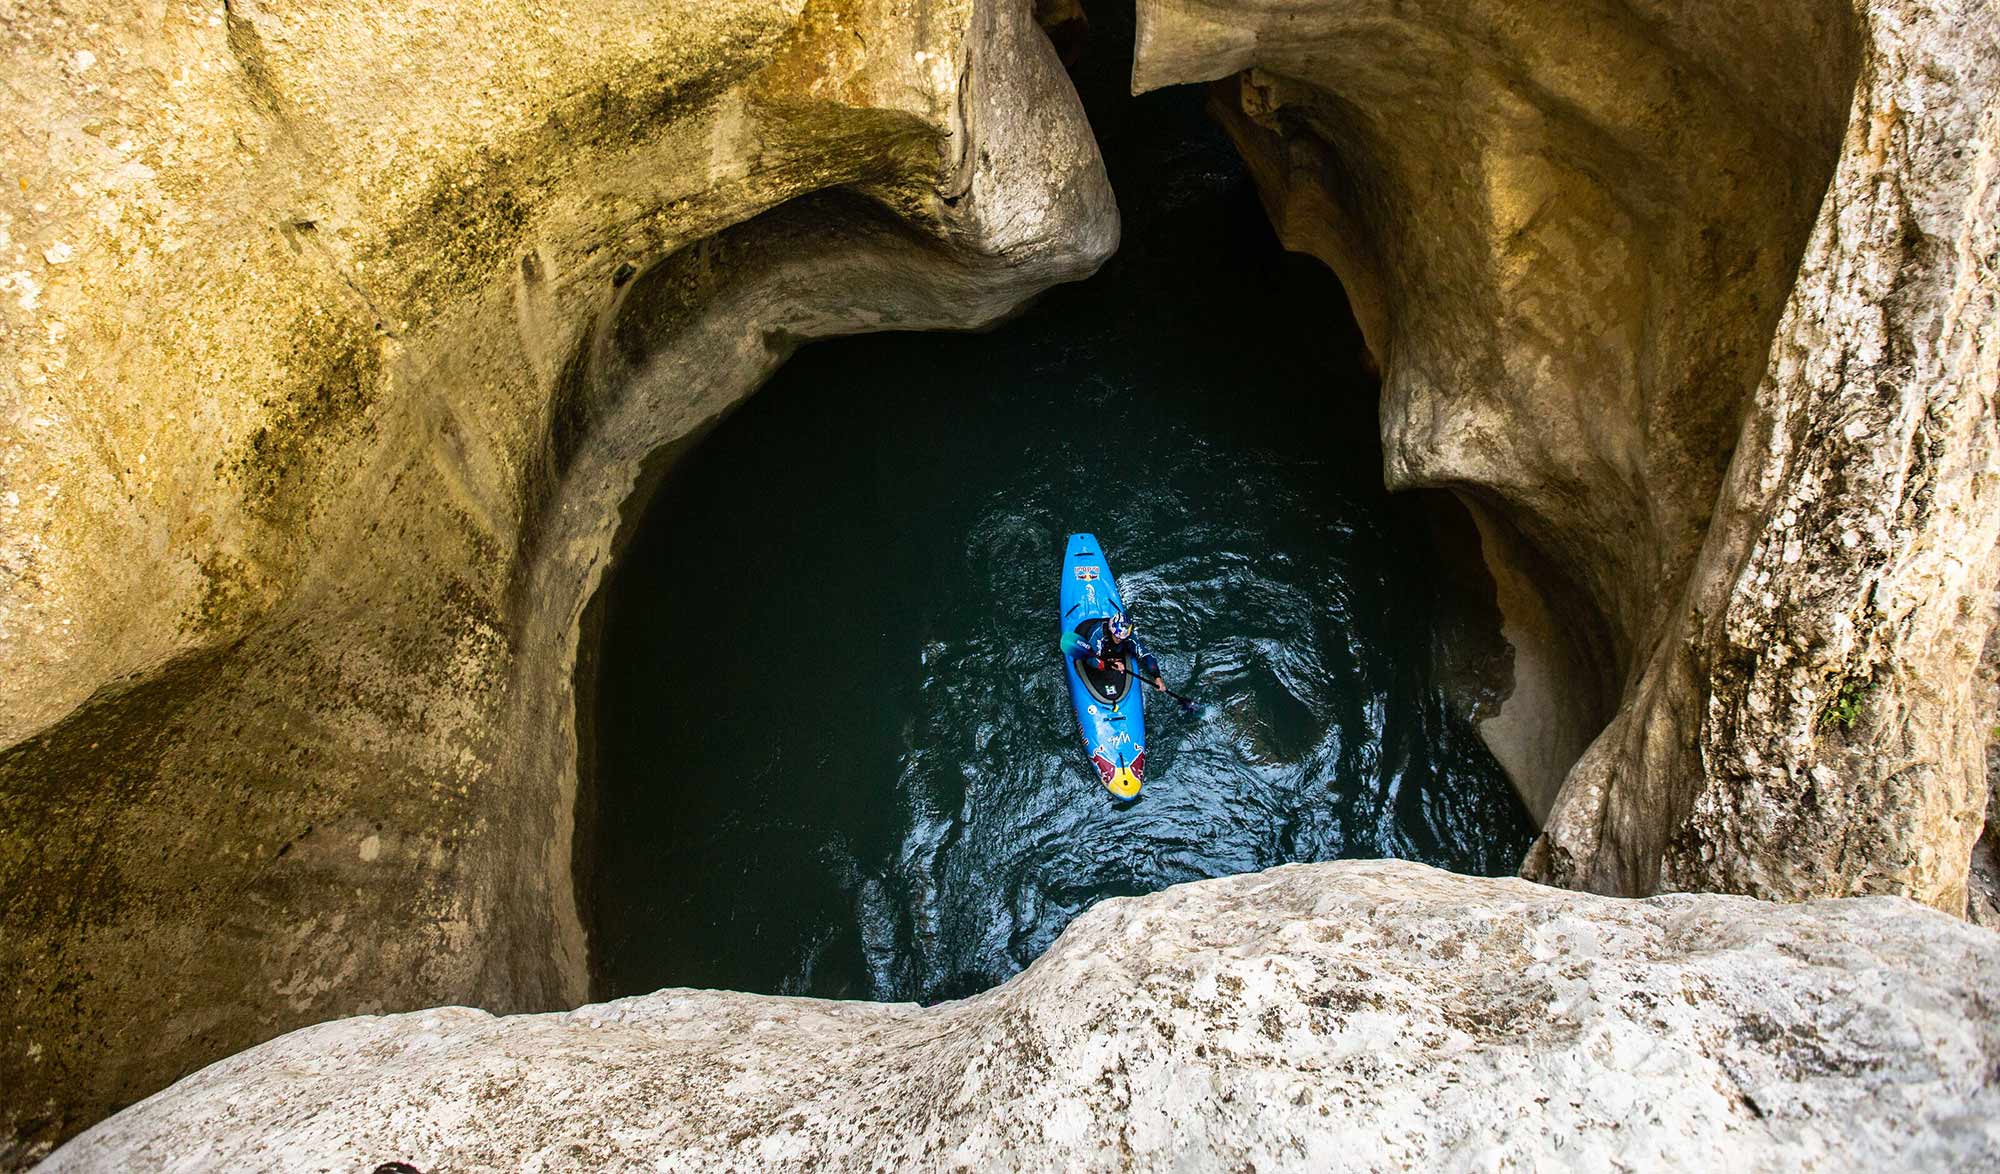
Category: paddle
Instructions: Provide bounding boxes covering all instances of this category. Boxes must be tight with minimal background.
[1124,665,1201,716]
[1060,632,1199,716]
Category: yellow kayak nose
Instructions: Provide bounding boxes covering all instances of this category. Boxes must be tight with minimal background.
[1106,766,1141,799]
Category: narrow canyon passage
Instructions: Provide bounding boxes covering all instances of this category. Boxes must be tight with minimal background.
[586,57,1533,1004]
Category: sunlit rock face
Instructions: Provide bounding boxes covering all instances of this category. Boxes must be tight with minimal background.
[0,0,1114,1160]
[1134,0,2000,911]
[46,862,2000,1171]
[6,0,1996,1162]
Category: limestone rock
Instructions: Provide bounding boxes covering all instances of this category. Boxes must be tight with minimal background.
[0,0,1114,1160]
[1133,0,2000,910]
[10,0,1999,1161]
[47,861,2000,1171]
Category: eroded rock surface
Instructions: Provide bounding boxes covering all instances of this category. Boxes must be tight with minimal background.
[1134,0,2000,909]
[8,0,1997,1161]
[48,861,2000,1172]
[0,0,1113,1159]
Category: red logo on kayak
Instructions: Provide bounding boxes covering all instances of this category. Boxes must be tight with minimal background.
[1091,753,1115,785]
[1074,565,1100,581]
[1130,751,1146,781]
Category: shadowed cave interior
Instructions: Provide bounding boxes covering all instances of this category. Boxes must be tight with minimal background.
[581,16,1537,1004]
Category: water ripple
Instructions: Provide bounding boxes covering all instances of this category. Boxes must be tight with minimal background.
[588,78,1534,1006]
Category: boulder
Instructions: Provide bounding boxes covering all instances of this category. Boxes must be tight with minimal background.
[49,861,2000,1171]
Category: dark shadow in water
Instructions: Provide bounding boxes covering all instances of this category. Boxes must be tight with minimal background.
[587,14,1534,1004]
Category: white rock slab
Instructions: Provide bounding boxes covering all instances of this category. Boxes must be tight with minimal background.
[49,861,2000,1171]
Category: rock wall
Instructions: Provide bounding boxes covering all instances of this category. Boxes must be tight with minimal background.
[7,0,1996,1161]
[0,0,1115,1161]
[46,861,2000,1171]
[1133,0,2000,908]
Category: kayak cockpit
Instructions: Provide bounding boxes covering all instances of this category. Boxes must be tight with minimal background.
[1072,620,1131,705]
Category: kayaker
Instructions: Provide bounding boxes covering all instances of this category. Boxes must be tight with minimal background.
[1074,612,1166,692]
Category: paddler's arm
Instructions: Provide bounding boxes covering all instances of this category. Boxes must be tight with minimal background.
[1133,638,1164,690]
[1075,626,1107,670]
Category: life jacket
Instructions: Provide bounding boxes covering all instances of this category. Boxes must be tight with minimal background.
[1076,618,1157,677]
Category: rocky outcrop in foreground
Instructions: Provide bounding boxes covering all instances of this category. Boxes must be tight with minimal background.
[49,862,2000,1171]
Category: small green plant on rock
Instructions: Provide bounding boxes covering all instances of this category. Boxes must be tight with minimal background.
[1820,675,1871,731]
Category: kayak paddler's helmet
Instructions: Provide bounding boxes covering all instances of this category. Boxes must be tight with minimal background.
[1108,612,1132,641]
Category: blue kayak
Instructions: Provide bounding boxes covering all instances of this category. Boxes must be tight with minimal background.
[1059,532,1145,798]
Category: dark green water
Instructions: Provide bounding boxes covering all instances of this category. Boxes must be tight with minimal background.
[588,43,1533,1004]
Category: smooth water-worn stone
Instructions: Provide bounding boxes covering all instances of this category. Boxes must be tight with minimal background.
[0,0,1114,1160]
[9,0,1998,1162]
[49,861,2000,1171]
[1134,0,2000,911]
